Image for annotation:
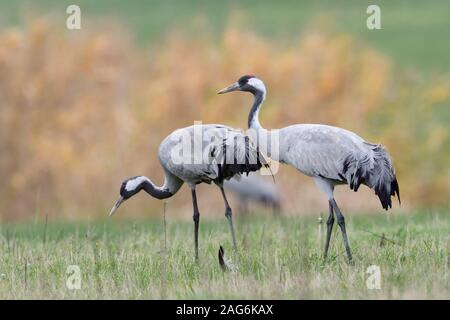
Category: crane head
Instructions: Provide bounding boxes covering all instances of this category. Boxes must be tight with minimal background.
[218,75,266,95]
[109,176,148,216]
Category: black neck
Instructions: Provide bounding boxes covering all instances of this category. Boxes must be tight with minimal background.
[142,181,173,200]
[248,91,264,129]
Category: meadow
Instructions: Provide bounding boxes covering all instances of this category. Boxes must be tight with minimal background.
[0,210,448,299]
[0,1,448,301]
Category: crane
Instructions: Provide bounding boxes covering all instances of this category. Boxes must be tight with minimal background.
[218,75,400,263]
[109,123,267,260]
[224,174,281,215]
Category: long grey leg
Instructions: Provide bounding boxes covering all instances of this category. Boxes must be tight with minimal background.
[220,186,237,249]
[330,198,353,263]
[324,200,335,258]
[191,188,200,260]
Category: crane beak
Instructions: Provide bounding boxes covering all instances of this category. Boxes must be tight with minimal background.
[109,196,125,217]
[217,82,240,94]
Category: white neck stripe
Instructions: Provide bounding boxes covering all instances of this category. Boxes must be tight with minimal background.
[125,176,150,191]
[247,78,266,95]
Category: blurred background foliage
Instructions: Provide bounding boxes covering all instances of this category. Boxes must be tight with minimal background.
[0,1,448,220]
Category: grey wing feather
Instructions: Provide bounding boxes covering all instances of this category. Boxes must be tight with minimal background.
[279,124,361,180]
[158,124,266,185]
[208,128,268,181]
[279,124,400,209]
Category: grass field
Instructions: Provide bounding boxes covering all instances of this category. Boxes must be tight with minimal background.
[0,210,448,299]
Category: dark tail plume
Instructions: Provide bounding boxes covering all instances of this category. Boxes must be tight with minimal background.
[343,144,400,210]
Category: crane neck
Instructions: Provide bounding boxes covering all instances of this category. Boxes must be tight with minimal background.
[248,91,266,131]
[141,180,173,199]
[247,89,281,163]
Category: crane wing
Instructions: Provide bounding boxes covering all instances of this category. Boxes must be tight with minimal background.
[206,128,268,181]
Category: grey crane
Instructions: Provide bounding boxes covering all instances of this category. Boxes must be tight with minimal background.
[109,124,266,260]
[224,174,281,214]
[218,75,400,263]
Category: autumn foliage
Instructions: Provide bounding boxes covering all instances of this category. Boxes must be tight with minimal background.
[0,19,448,219]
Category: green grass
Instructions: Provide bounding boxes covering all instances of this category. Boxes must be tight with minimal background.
[0,0,449,72]
[0,210,448,299]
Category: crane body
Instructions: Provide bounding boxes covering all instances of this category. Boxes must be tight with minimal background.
[110,123,267,260]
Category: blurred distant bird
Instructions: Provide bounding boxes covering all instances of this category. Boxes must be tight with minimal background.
[218,75,400,263]
[109,124,267,260]
[224,174,281,215]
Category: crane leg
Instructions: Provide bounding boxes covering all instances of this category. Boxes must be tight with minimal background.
[272,202,281,216]
[324,200,335,259]
[191,188,200,261]
[330,198,353,264]
[220,186,237,249]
